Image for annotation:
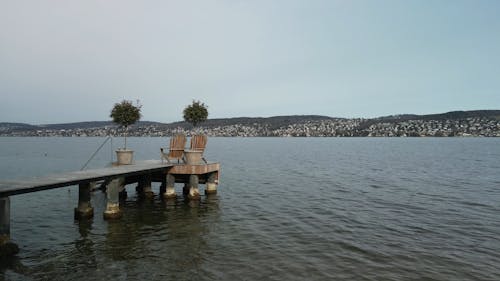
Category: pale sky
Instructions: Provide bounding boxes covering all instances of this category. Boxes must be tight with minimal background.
[1,0,499,124]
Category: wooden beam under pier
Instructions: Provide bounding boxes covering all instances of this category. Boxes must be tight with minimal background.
[0,160,220,197]
[0,160,172,197]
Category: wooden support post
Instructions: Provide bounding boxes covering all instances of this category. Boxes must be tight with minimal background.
[159,175,166,195]
[183,183,190,196]
[0,197,18,257]
[119,179,127,200]
[188,175,200,200]
[0,197,10,245]
[104,178,124,220]
[163,174,176,199]
[74,182,94,220]
[99,179,109,192]
[135,180,143,193]
[139,174,154,198]
[205,172,218,195]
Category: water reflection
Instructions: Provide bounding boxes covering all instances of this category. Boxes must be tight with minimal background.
[75,220,97,264]
[3,138,500,280]
[99,191,221,277]
[0,189,221,280]
[0,254,29,279]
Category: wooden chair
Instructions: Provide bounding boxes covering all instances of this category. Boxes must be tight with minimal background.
[186,134,208,163]
[160,134,187,164]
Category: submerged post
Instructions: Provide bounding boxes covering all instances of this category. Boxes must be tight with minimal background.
[182,183,189,196]
[139,174,154,198]
[188,175,200,200]
[205,172,218,195]
[0,197,18,257]
[0,197,10,245]
[118,180,127,200]
[159,175,166,195]
[74,182,95,220]
[0,197,10,244]
[163,174,176,199]
[104,177,124,220]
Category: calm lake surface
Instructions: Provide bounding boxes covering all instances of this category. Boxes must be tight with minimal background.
[0,137,499,280]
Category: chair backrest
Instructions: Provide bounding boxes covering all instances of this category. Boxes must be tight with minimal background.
[168,134,186,159]
[190,135,207,151]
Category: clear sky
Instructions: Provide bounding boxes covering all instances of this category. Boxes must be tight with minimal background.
[1,0,499,124]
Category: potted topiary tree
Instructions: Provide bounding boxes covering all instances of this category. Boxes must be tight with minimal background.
[183,100,208,128]
[110,99,142,165]
[183,100,208,164]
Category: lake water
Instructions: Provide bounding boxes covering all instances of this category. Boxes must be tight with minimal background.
[0,137,499,280]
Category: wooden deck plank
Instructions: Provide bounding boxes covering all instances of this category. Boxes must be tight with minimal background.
[0,160,172,197]
[168,162,220,175]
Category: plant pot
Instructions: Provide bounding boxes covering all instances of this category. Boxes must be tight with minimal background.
[116,149,134,165]
[184,150,202,165]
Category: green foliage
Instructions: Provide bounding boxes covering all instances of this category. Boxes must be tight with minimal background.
[110,100,142,149]
[110,100,142,127]
[183,100,208,127]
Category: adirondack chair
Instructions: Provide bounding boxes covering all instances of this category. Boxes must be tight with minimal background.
[160,134,187,164]
[185,134,208,164]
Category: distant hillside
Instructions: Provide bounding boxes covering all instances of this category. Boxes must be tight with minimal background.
[359,110,500,129]
[1,110,499,134]
[419,110,500,121]
[163,115,335,130]
[40,121,163,130]
[0,121,164,132]
[0,122,39,132]
[375,110,500,122]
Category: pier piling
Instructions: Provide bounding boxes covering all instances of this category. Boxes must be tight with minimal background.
[104,178,124,220]
[163,174,176,199]
[206,172,218,195]
[188,175,200,200]
[139,174,154,198]
[118,180,127,200]
[0,197,18,257]
[74,182,95,220]
[183,183,189,196]
[0,197,10,245]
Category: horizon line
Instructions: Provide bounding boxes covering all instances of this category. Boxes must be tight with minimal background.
[2,109,500,126]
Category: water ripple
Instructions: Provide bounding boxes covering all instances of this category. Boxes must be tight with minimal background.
[1,137,500,280]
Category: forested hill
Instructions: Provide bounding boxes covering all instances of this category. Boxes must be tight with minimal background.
[358,110,500,129]
[0,115,334,132]
[0,121,163,132]
[373,110,500,122]
[1,110,499,137]
[165,115,334,129]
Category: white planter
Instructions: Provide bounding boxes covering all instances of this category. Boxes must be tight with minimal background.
[184,150,202,164]
[116,149,134,165]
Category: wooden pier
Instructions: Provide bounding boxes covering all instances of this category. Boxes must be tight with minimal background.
[0,160,220,256]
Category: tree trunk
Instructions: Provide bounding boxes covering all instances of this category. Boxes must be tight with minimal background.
[124,126,128,149]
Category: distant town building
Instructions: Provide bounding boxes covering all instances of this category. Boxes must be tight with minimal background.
[1,116,499,137]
